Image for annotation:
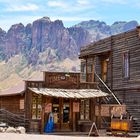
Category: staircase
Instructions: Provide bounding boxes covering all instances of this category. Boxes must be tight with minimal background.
[0,109,29,130]
[95,72,140,134]
[115,93,140,133]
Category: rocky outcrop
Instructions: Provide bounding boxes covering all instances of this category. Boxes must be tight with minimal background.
[74,20,139,41]
[0,17,139,65]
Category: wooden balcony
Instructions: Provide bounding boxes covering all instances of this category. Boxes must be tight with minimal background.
[80,73,98,89]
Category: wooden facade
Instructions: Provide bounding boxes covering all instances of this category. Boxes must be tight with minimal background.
[79,26,140,132]
[0,94,25,114]
[24,72,100,133]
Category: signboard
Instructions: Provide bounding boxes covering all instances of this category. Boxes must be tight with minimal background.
[20,99,24,110]
[45,103,52,113]
[111,105,126,117]
[95,104,126,117]
[73,102,80,112]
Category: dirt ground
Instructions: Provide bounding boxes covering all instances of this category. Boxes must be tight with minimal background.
[0,133,139,140]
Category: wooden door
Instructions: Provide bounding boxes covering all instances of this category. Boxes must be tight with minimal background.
[101,59,108,82]
[60,98,71,131]
[52,98,71,131]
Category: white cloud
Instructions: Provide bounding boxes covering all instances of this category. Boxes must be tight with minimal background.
[101,0,127,4]
[77,0,90,5]
[6,3,39,12]
[0,15,41,31]
[47,1,67,8]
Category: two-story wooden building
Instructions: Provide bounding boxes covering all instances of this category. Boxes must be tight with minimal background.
[79,26,140,132]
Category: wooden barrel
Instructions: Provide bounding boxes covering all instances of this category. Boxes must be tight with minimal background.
[30,120,40,133]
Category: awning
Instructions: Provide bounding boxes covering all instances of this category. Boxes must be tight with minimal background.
[29,88,109,99]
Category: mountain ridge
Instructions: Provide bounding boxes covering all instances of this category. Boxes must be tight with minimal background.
[0,17,139,90]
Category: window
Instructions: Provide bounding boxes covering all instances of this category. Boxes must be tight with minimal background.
[81,63,86,82]
[80,99,90,120]
[32,94,42,120]
[123,52,129,78]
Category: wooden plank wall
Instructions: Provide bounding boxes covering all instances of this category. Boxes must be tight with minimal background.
[80,28,140,91]
[0,95,24,114]
[112,29,140,90]
[80,37,112,58]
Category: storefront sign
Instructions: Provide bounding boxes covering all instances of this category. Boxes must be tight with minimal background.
[95,104,126,117]
[111,105,126,117]
[73,102,79,112]
[45,103,52,113]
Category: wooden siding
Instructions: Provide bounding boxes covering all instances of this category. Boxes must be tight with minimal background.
[80,27,140,91]
[0,95,25,114]
[112,29,140,90]
[80,37,112,58]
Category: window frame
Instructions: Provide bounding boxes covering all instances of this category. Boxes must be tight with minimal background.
[122,51,130,79]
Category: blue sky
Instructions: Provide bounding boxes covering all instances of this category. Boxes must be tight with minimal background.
[0,0,140,31]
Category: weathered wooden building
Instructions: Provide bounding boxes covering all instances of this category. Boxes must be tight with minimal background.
[79,26,140,132]
[25,72,108,133]
[0,72,109,133]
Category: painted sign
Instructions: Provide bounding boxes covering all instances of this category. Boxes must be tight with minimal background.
[95,104,126,117]
[73,102,80,112]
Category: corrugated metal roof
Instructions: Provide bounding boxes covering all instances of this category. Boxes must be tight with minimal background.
[29,88,108,98]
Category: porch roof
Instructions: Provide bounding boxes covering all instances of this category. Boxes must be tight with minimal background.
[29,88,109,99]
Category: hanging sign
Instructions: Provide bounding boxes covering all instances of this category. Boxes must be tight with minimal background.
[73,102,80,112]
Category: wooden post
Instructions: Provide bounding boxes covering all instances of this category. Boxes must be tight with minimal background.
[98,98,101,129]
[41,96,45,134]
[92,57,95,82]
[73,112,76,131]
[86,58,88,83]
[72,100,76,132]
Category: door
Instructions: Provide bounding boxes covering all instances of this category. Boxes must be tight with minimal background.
[52,98,71,131]
[61,98,71,130]
[101,58,108,82]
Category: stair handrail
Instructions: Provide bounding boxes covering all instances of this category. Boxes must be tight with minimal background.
[94,70,121,105]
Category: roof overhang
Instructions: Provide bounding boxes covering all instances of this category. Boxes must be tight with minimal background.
[29,88,109,99]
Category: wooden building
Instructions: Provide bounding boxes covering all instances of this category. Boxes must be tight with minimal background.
[79,26,140,132]
[24,72,108,133]
[0,72,109,133]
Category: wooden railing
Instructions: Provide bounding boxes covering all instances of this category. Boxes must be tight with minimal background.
[0,109,29,130]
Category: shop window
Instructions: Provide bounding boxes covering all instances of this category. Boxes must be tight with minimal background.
[80,99,90,120]
[123,52,129,79]
[32,94,42,120]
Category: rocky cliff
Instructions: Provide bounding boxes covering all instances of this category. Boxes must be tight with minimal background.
[0,17,139,90]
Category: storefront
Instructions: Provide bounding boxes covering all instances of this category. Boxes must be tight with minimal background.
[28,88,108,133]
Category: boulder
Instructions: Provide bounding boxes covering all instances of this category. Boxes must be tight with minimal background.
[6,127,16,133]
[16,126,26,134]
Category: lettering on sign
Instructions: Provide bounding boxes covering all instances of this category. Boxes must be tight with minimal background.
[111,105,126,117]
[95,104,126,117]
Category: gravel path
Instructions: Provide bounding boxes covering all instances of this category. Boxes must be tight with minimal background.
[0,133,139,140]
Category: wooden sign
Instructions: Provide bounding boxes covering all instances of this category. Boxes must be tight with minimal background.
[111,105,126,117]
[73,102,79,112]
[95,105,110,117]
[45,103,52,113]
[95,104,126,117]
[20,99,24,110]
